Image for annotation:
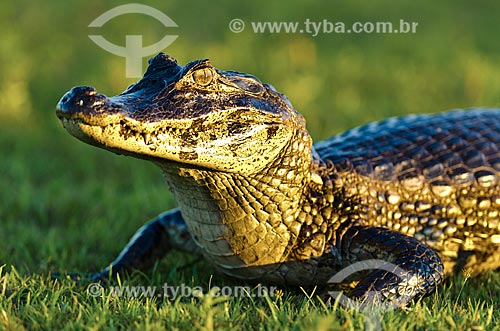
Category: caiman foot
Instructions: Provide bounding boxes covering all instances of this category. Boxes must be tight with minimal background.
[329,226,444,308]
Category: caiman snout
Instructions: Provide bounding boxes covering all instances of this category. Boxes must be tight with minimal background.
[56,86,107,116]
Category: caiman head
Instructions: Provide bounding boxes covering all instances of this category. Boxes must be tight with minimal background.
[57,53,319,275]
[56,53,310,174]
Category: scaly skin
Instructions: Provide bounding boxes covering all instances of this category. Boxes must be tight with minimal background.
[56,53,500,305]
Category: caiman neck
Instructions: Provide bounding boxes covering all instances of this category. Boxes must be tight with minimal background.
[158,127,319,278]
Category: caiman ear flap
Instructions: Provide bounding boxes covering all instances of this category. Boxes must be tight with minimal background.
[183,59,213,74]
[196,59,212,68]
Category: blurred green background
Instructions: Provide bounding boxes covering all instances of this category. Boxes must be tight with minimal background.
[1,0,500,274]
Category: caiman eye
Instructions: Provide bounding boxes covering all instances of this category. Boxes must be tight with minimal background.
[192,67,214,86]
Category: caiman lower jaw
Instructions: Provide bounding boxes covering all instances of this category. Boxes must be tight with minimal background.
[57,114,198,162]
[57,113,292,174]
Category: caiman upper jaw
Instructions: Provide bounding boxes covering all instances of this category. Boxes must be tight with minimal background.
[56,86,109,117]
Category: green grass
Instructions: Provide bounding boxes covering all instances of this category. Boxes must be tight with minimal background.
[2,0,500,330]
[1,270,498,331]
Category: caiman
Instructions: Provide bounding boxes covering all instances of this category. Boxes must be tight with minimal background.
[56,53,500,305]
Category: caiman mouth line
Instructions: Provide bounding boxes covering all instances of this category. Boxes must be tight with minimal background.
[59,115,192,150]
[58,106,284,151]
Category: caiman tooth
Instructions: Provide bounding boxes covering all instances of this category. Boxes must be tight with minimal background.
[143,132,151,144]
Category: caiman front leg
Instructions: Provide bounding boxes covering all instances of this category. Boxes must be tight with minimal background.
[332,225,445,306]
[91,208,201,281]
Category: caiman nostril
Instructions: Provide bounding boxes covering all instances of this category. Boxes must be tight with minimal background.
[56,91,74,112]
[61,95,69,103]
